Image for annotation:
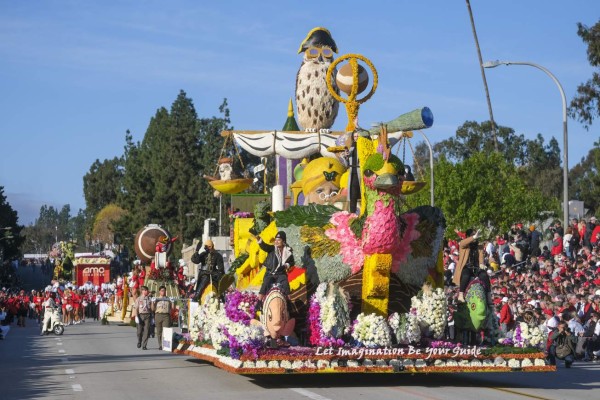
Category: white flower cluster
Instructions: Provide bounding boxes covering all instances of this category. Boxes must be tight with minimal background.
[388,312,421,344]
[211,317,266,352]
[189,294,222,342]
[410,287,448,339]
[515,322,546,348]
[189,294,266,352]
[237,301,251,313]
[351,313,392,348]
[315,283,351,339]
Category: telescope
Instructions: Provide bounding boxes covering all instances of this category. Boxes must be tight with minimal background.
[369,107,434,135]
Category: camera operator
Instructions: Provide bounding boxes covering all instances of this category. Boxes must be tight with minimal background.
[192,240,224,300]
[548,320,576,368]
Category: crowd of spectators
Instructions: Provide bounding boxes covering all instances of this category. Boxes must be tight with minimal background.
[443,219,600,364]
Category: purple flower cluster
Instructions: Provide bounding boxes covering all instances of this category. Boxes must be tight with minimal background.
[224,290,259,325]
[230,211,253,219]
[514,324,523,347]
[221,326,262,360]
[428,340,460,349]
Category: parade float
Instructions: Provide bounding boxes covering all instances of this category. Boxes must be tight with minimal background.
[175,27,554,374]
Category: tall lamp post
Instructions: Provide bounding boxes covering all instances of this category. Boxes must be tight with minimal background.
[483,60,569,227]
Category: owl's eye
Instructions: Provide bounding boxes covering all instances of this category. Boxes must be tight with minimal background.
[321,48,333,58]
[306,47,320,58]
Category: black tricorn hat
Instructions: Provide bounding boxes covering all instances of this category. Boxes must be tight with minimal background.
[298,27,338,54]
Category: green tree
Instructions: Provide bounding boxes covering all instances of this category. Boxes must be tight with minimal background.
[432,120,528,165]
[83,157,123,224]
[569,139,600,214]
[114,92,234,255]
[21,204,79,254]
[430,121,563,202]
[115,129,154,251]
[569,20,600,129]
[406,152,553,236]
[0,186,24,261]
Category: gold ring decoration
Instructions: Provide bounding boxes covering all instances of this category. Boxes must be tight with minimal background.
[326,54,378,132]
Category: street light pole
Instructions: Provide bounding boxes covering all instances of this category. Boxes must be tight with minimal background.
[483,60,569,227]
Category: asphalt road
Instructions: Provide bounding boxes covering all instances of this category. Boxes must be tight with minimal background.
[1,319,600,400]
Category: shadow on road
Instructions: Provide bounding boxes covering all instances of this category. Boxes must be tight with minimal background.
[242,363,600,391]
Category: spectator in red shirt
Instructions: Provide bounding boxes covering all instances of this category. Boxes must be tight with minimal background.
[550,232,563,257]
[500,296,514,334]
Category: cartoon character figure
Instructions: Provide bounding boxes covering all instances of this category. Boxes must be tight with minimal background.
[253,288,296,348]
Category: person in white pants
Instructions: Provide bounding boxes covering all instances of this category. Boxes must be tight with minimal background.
[41,293,57,335]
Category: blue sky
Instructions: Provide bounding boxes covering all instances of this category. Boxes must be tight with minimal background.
[0,1,598,225]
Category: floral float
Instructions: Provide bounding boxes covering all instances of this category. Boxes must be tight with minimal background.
[172,27,554,375]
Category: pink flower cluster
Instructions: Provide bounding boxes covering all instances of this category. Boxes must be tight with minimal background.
[325,211,364,274]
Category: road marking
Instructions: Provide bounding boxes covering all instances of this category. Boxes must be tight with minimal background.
[57,342,63,346]
[65,369,75,375]
[290,388,332,400]
[491,387,551,400]
[72,384,83,392]
[58,349,65,353]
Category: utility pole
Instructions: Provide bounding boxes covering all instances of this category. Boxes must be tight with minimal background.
[465,0,498,151]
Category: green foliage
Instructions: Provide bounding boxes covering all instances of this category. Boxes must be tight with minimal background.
[569,20,600,129]
[0,187,24,261]
[407,152,552,236]
[230,252,249,271]
[408,120,562,229]
[363,153,404,174]
[21,203,82,254]
[569,140,600,214]
[114,92,234,256]
[481,346,541,355]
[274,204,339,228]
[83,157,123,225]
[349,214,366,239]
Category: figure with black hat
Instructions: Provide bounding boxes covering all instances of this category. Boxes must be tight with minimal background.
[192,239,224,301]
[257,231,295,301]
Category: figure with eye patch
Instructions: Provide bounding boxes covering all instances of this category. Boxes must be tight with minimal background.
[295,27,339,131]
[301,157,346,206]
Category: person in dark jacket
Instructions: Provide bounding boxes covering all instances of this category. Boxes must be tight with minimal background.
[193,239,224,298]
[528,225,542,257]
[258,231,295,300]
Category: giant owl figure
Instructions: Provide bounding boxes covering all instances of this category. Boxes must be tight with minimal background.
[295,27,339,131]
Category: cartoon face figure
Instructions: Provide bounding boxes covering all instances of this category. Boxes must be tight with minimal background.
[261,289,295,339]
[305,180,339,205]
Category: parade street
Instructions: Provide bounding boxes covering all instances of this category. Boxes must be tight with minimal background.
[0,320,598,400]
